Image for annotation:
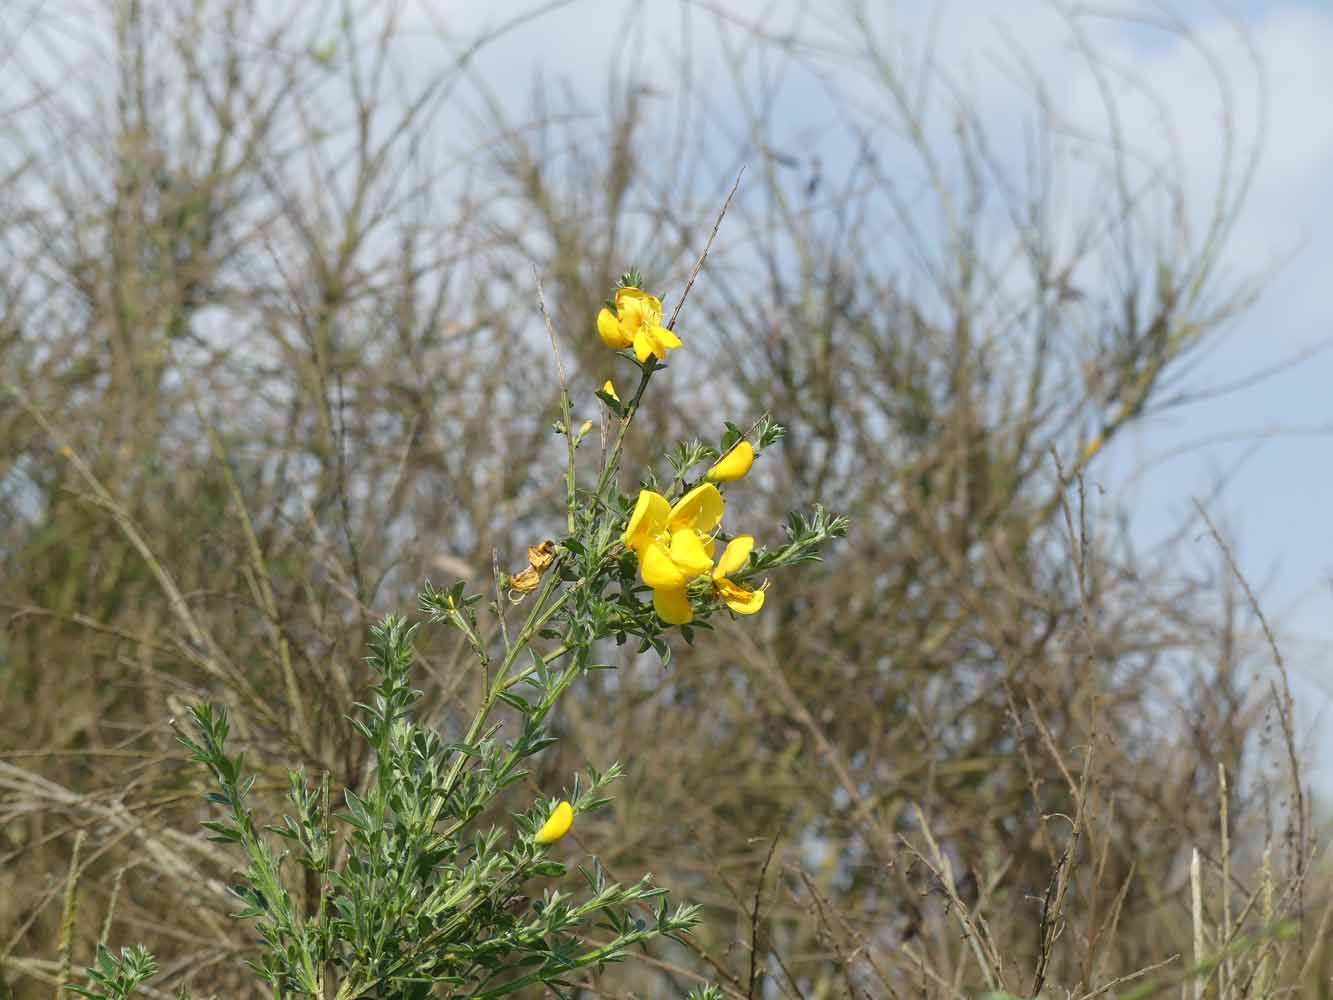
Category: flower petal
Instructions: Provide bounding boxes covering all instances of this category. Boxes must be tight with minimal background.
[631,324,683,362]
[650,329,682,352]
[668,529,715,578]
[716,578,766,615]
[632,328,655,363]
[534,800,573,844]
[653,586,694,624]
[509,566,541,593]
[642,293,664,328]
[616,288,648,330]
[713,535,755,580]
[623,490,669,551]
[615,285,645,309]
[617,286,663,328]
[527,540,555,571]
[602,379,620,403]
[669,483,724,534]
[640,541,687,590]
[706,440,755,482]
[597,307,632,349]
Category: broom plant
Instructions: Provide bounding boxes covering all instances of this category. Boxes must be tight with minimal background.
[75,266,845,1000]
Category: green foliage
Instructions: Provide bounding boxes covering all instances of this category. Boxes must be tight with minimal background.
[164,618,703,1000]
[65,946,159,1000]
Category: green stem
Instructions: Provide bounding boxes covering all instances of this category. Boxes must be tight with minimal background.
[466,933,658,999]
[594,362,654,500]
[439,564,576,801]
[560,385,577,534]
[500,641,573,692]
[336,858,537,999]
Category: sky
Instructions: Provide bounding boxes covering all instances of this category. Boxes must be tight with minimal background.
[412,0,1333,794]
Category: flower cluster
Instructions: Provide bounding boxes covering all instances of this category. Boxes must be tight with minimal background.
[621,481,764,625]
[595,280,767,626]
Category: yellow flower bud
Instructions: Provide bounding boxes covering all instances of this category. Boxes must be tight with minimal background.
[706,441,755,482]
[534,800,573,844]
[602,379,620,403]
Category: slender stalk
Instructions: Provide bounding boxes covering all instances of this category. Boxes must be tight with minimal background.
[467,933,660,999]
[535,272,578,533]
[594,363,655,499]
[1190,847,1204,1000]
[500,642,574,691]
[52,831,85,1000]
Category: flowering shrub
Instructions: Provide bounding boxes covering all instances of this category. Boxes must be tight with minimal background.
[76,269,844,1000]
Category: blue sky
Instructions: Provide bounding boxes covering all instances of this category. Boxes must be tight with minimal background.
[431,0,1333,790]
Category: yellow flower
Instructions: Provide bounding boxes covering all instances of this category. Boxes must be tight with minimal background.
[706,441,755,482]
[712,535,765,615]
[596,287,683,363]
[623,484,726,624]
[602,379,620,403]
[534,800,573,845]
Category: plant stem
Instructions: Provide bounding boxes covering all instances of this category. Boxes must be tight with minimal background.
[439,563,576,802]
[594,363,654,499]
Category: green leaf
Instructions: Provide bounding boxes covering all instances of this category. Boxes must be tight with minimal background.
[497,691,534,713]
[200,820,243,843]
